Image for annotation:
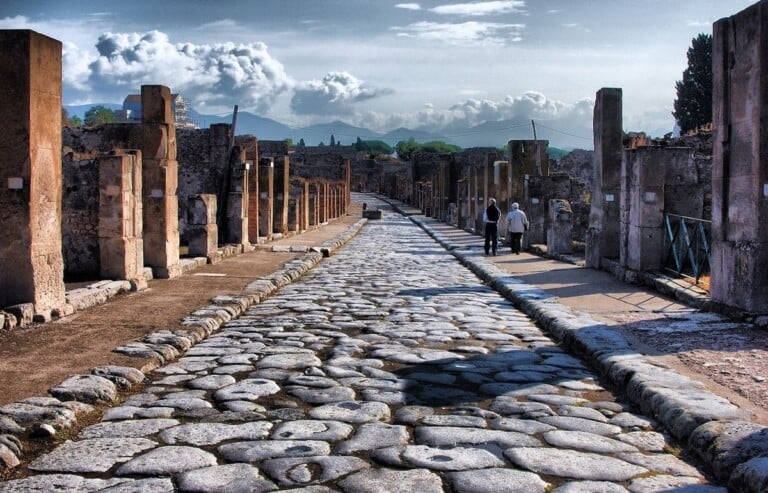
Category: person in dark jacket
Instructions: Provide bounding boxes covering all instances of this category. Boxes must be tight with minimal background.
[482,198,501,255]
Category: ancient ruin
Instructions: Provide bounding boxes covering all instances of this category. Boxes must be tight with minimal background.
[1,0,767,331]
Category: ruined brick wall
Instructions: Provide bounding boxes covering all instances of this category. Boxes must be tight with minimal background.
[61,151,100,278]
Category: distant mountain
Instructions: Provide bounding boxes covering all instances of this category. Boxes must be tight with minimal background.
[64,104,590,150]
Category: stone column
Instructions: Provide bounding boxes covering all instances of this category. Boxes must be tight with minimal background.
[585,88,623,269]
[495,161,511,236]
[509,140,549,203]
[300,179,310,231]
[547,199,573,255]
[99,151,145,289]
[258,157,274,241]
[226,147,249,247]
[344,159,351,212]
[274,155,290,235]
[140,85,180,279]
[187,194,219,263]
[711,3,768,312]
[623,148,665,271]
[319,180,329,224]
[0,30,66,319]
[246,160,259,244]
[309,181,319,226]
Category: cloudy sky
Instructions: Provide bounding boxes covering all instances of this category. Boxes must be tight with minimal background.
[0,0,756,148]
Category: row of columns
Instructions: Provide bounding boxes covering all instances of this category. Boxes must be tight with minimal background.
[0,29,351,322]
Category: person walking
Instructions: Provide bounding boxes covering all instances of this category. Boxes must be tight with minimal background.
[505,202,529,254]
[483,198,502,255]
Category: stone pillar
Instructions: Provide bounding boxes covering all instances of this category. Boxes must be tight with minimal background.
[246,160,259,243]
[226,147,249,247]
[547,199,573,255]
[319,180,329,223]
[495,161,511,236]
[273,156,289,235]
[344,159,351,212]
[585,88,623,269]
[99,151,145,288]
[187,194,219,263]
[300,179,310,231]
[509,140,549,203]
[309,182,319,226]
[623,147,665,271]
[0,30,66,318]
[140,85,180,279]
[711,3,768,312]
[258,157,274,241]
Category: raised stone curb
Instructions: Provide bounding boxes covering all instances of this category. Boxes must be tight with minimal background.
[408,213,768,489]
[0,218,367,473]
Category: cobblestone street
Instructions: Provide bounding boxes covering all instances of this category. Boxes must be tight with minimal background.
[0,200,727,492]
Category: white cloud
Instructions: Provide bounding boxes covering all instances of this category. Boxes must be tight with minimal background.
[290,71,394,115]
[392,21,524,46]
[430,1,526,16]
[82,30,291,113]
[396,3,423,10]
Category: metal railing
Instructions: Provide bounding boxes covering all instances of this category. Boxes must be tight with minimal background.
[662,213,712,286]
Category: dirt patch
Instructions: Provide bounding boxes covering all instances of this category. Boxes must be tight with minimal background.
[0,251,298,406]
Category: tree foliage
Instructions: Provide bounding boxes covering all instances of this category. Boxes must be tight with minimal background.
[395,138,461,160]
[673,33,712,134]
[84,105,116,126]
[354,138,393,156]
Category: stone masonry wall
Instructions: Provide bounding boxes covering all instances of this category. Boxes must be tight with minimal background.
[62,153,99,277]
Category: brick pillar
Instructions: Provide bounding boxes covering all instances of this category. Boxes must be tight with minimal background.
[99,151,145,288]
[711,3,768,312]
[585,88,623,269]
[258,157,274,241]
[0,30,66,318]
[226,147,249,247]
[140,85,180,279]
[187,194,218,262]
[495,161,511,236]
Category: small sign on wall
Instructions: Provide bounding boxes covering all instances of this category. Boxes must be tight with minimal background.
[531,198,540,204]
[8,177,23,190]
[764,183,768,197]
[643,191,657,203]
[151,189,164,198]
[605,193,615,202]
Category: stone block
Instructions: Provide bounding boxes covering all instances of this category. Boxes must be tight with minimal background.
[4,303,34,327]
[188,224,218,257]
[711,240,768,313]
[363,209,382,219]
[625,225,663,272]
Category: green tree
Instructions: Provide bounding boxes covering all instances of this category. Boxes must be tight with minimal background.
[673,33,712,134]
[283,138,294,147]
[84,105,116,126]
[395,138,420,160]
[421,140,461,154]
[330,134,336,146]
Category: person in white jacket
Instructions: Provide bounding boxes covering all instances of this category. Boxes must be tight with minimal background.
[505,202,529,254]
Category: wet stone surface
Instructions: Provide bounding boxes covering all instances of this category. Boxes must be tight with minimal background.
[0,202,726,492]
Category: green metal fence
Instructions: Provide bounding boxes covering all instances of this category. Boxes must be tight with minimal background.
[662,213,712,286]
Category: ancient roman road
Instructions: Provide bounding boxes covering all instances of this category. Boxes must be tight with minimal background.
[0,199,725,492]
